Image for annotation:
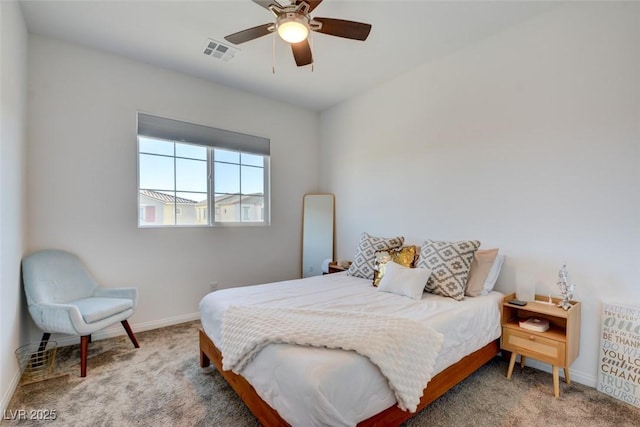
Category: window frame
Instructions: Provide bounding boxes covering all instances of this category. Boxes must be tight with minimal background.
[136,113,270,228]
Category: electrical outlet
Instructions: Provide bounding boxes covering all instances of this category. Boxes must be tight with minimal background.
[209,282,219,291]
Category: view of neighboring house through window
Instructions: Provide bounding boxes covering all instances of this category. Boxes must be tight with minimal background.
[137,113,270,227]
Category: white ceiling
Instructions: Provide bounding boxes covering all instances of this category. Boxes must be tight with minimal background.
[19,0,558,112]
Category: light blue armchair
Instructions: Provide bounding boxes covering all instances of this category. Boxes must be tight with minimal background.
[22,249,140,377]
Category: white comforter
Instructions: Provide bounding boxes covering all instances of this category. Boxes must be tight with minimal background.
[200,272,503,426]
[221,306,443,412]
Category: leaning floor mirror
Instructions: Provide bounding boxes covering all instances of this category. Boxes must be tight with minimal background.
[301,193,335,278]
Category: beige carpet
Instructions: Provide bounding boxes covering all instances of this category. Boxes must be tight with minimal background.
[4,320,640,426]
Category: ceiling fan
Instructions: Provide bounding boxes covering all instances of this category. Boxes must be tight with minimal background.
[224,0,372,67]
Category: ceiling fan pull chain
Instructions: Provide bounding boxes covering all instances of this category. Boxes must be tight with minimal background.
[310,31,314,72]
[272,32,277,74]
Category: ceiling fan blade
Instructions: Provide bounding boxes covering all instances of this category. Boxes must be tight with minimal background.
[252,0,283,10]
[225,23,273,45]
[296,0,323,13]
[291,40,313,66]
[314,18,372,41]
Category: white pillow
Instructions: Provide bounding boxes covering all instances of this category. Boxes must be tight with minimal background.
[482,254,505,295]
[377,261,432,301]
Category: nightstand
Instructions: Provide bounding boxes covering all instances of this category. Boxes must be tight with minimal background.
[501,293,581,398]
[327,261,350,274]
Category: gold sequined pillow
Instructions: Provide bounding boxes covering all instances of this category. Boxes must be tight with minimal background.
[373,246,418,286]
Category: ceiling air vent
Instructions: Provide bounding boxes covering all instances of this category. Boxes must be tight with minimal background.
[202,39,239,62]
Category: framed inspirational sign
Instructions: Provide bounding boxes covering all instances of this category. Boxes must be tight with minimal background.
[598,303,640,408]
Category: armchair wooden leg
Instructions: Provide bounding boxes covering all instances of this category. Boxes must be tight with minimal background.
[80,335,89,377]
[121,320,140,348]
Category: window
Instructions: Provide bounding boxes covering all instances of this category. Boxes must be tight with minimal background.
[137,113,270,227]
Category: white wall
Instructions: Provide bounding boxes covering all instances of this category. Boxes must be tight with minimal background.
[320,2,640,387]
[26,36,320,337]
[0,0,29,412]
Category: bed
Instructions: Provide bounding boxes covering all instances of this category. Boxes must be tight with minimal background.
[199,271,503,426]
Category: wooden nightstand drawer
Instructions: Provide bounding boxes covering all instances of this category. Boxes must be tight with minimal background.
[503,327,566,366]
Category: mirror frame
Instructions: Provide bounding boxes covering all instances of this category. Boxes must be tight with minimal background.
[301,193,335,278]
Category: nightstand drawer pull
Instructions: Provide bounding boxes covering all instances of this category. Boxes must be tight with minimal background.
[529,336,535,340]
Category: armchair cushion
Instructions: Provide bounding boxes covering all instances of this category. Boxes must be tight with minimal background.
[32,301,134,336]
[92,287,139,310]
[69,297,134,324]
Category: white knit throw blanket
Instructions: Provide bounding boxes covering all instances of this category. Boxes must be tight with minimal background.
[221,306,444,412]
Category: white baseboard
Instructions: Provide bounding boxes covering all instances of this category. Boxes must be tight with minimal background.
[525,359,597,388]
[134,312,201,332]
[1,368,23,417]
[94,311,201,342]
[52,312,201,347]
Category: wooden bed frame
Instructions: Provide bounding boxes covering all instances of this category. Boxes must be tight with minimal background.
[199,329,500,426]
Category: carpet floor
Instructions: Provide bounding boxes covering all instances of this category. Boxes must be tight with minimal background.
[4,320,640,426]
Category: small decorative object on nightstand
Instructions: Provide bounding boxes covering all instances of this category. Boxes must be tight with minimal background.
[501,293,581,398]
[556,264,576,311]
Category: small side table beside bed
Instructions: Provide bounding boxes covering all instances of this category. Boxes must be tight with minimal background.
[501,293,581,398]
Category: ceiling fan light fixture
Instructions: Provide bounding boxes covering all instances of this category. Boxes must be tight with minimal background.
[224,1,372,68]
[277,14,310,43]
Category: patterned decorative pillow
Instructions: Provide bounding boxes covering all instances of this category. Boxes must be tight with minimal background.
[373,246,418,286]
[347,232,404,280]
[416,239,481,300]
